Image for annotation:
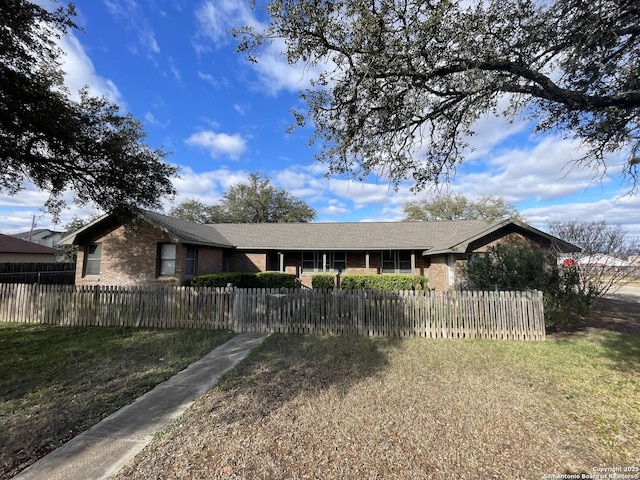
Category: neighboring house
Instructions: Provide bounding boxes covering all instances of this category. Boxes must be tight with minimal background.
[12,228,64,249]
[559,253,631,268]
[12,228,65,261]
[0,234,59,262]
[60,210,579,291]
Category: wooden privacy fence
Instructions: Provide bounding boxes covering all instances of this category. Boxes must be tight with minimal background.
[0,262,76,285]
[0,284,546,341]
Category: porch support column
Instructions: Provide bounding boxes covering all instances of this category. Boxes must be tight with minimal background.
[411,251,416,277]
[279,252,284,272]
[365,252,370,274]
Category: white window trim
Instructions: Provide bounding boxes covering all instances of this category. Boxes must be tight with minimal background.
[159,243,177,276]
[381,251,413,274]
[301,251,347,274]
[84,243,102,276]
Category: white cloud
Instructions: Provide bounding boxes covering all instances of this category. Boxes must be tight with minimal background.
[194,0,261,50]
[523,195,640,238]
[193,2,324,95]
[463,97,530,161]
[103,0,160,55]
[185,131,248,159]
[167,167,258,210]
[59,33,122,103]
[247,40,323,95]
[233,104,248,116]
[144,112,169,128]
[168,58,181,81]
[197,70,228,89]
[318,199,350,217]
[274,165,411,213]
[452,136,610,203]
[0,182,102,233]
[325,178,412,210]
[320,204,350,216]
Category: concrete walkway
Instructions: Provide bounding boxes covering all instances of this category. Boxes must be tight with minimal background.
[14,333,268,480]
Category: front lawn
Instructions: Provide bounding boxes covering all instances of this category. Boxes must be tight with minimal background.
[115,301,640,479]
[0,324,233,479]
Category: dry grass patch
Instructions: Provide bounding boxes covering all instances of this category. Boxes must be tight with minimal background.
[116,329,639,479]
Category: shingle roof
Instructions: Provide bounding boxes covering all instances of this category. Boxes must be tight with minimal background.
[141,211,233,247]
[209,220,492,251]
[0,234,59,254]
[61,210,580,254]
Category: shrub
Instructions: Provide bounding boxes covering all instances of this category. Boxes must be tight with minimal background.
[462,243,594,330]
[340,274,428,291]
[191,272,243,288]
[311,274,335,289]
[256,272,298,289]
[191,272,297,289]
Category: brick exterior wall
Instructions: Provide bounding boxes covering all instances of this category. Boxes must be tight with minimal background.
[426,254,467,292]
[468,231,548,253]
[75,221,225,286]
[227,252,267,273]
[197,248,224,276]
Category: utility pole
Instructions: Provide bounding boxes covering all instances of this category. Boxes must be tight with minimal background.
[28,214,37,242]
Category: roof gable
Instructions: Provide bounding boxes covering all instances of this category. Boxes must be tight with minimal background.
[425,218,581,255]
[13,229,63,240]
[60,211,234,248]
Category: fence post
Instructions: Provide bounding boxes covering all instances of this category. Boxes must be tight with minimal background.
[230,287,240,332]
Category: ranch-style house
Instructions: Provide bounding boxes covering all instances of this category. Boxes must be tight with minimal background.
[60,210,578,291]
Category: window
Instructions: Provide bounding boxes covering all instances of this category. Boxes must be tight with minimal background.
[381,251,412,274]
[158,243,177,276]
[84,243,101,276]
[382,251,396,273]
[185,246,197,277]
[301,251,347,273]
[302,251,319,273]
[333,251,347,273]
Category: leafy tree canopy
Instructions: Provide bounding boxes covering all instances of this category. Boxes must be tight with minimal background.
[403,193,522,222]
[168,199,226,224]
[237,0,640,190]
[0,0,177,219]
[169,172,316,223]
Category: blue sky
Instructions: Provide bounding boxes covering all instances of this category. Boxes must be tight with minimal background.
[2,0,639,240]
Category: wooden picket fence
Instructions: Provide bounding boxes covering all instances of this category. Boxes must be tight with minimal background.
[0,284,546,341]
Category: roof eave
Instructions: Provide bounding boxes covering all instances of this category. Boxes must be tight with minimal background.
[59,213,111,245]
[422,218,582,256]
[139,212,235,248]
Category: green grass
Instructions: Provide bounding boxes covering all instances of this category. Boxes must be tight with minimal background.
[116,328,640,479]
[0,323,233,480]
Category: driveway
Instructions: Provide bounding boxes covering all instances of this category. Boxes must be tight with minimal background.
[607,284,640,303]
[593,284,640,335]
